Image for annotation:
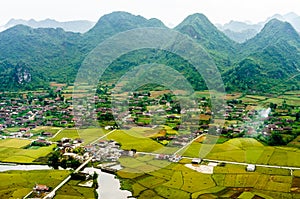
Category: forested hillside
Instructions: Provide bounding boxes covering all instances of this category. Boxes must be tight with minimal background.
[0,11,300,93]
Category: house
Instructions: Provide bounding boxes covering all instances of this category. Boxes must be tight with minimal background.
[41,132,53,137]
[19,127,30,132]
[23,132,33,138]
[33,139,51,146]
[155,154,169,160]
[191,158,202,164]
[121,150,135,157]
[33,184,50,192]
[246,164,256,172]
[169,154,182,162]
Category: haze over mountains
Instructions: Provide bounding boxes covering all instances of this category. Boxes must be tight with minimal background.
[0,18,95,33]
[2,12,299,41]
[217,12,300,43]
[0,11,300,93]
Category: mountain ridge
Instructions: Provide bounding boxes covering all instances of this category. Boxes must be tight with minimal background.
[218,12,300,43]
[0,11,300,93]
[0,18,96,33]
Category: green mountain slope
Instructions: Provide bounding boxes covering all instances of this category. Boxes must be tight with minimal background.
[82,11,166,50]
[0,25,84,90]
[0,12,167,91]
[225,19,300,92]
[0,12,300,93]
[175,13,238,71]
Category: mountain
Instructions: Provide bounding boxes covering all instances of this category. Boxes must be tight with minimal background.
[217,21,263,43]
[0,12,300,93]
[240,19,300,56]
[219,20,263,32]
[83,11,166,49]
[0,12,167,91]
[269,12,300,32]
[225,19,300,92]
[222,28,258,43]
[0,25,84,91]
[175,13,237,71]
[1,18,95,33]
[218,13,300,43]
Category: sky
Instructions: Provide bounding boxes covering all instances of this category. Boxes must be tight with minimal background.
[0,0,299,27]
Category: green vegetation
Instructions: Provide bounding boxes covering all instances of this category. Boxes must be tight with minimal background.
[0,139,30,148]
[106,130,165,152]
[183,138,300,166]
[50,128,107,144]
[0,139,54,163]
[0,170,70,199]
[116,153,300,198]
[55,179,95,199]
[0,12,299,93]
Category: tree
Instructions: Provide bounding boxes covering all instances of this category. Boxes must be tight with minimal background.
[296,112,300,122]
[270,102,277,109]
[269,132,285,146]
[48,151,61,169]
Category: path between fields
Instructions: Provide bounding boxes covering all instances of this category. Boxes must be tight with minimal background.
[137,152,300,171]
[89,129,117,145]
[51,128,65,139]
[42,156,93,199]
[173,134,206,155]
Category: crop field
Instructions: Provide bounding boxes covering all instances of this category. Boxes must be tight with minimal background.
[0,139,31,148]
[0,139,55,163]
[239,96,260,103]
[50,128,107,144]
[0,145,55,163]
[50,129,80,141]
[106,130,165,152]
[3,127,21,133]
[212,164,293,193]
[285,97,300,106]
[50,82,67,87]
[0,170,70,199]
[118,159,217,199]
[32,126,62,134]
[181,138,300,167]
[224,93,242,100]
[150,90,171,98]
[194,91,212,98]
[55,179,95,199]
[288,135,300,148]
[117,154,300,199]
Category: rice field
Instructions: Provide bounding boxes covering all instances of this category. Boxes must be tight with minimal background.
[0,170,70,199]
[182,138,300,167]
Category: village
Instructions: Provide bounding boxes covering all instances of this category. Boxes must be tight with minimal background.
[0,86,299,148]
[0,87,300,199]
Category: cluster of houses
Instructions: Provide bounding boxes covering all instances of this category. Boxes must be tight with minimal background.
[0,95,74,129]
[84,140,136,162]
[155,153,182,162]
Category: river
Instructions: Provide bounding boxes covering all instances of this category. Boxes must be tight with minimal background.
[83,167,133,199]
[0,164,133,199]
[0,164,52,172]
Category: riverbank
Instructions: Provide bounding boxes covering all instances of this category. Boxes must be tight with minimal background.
[0,162,134,199]
[84,167,133,199]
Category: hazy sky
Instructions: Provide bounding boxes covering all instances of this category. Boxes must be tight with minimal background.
[0,0,299,27]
